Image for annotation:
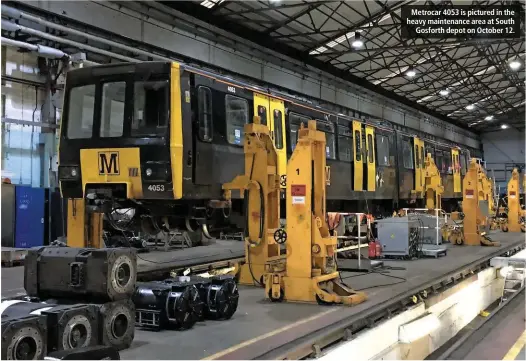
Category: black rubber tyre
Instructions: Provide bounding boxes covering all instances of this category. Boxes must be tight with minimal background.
[268,288,284,302]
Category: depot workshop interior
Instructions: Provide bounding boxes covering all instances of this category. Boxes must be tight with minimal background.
[0,1,525,361]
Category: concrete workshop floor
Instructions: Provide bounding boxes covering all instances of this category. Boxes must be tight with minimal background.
[1,232,524,360]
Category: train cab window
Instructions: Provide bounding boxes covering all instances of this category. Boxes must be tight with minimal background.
[402,140,414,169]
[435,150,444,173]
[258,105,267,126]
[132,80,169,137]
[425,146,435,161]
[289,113,309,151]
[337,125,353,162]
[273,109,283,149]
[197,87,213,142]
[376,134,390,166]
[225,95,249,145]
[100,82,125,138]
[443,151,452,173]
[420,146,425,168]
[415,146,420,168]
[367,134,374,163]
[354,130,361,161]
[460,153,467,174]
[66,84,95,139]
[317,120,336,159]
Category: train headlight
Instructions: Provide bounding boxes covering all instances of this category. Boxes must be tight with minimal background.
[58,166,80,180]
[145,168,153,177]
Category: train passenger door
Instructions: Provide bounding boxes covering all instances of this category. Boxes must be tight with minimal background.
[253,93,287,189]
[194,85,215,185]
[253,93,270,128]
[365,126,376,191]
[452,148,461,192]
[269,97,287,189]
[413,137,423,193]
[352,120,363,191]
[419,140,425,189]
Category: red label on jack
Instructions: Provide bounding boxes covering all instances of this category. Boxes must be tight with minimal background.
[291,185,306,196]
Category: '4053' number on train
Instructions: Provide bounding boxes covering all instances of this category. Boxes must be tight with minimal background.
[148,185,165,192]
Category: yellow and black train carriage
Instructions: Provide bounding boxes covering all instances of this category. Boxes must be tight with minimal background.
[58,61,471,239]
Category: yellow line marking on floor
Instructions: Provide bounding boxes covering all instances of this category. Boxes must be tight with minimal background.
[203,308,337,360]
[503,330,526,360]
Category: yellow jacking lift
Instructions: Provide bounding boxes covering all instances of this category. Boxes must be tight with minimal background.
[222,116,283,285]
[501,168,525,233]
[423,153,444,210]
[67,198,104,248]
[265,120,366,305]
[460,159,500,247]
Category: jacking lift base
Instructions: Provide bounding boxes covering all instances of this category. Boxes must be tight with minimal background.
[266,271,367,306]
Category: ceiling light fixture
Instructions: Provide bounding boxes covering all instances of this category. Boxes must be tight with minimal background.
[439,89,449,96]
[484,115,493,121]
[501,124,509,129]
[509,60,521,70]
[406,68,416,77]
[466,104,475,110]
[352,32,363,48]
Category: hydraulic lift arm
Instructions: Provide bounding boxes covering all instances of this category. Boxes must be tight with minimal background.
[424,153,444,210]
[222,116,283,285]
[67,198,104,248]
[461,159,499,246]
[503,168,525,233]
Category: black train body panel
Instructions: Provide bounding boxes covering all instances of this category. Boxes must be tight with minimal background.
[24,246,137,302]
[1,314,47,360]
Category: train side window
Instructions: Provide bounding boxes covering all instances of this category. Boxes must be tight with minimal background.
[376,134,390,166]
[273,109,283,149]
[100,81,126,138]
[225,94,249,145]
[460,153,467,174]
[402,140,414,169]
[415,145,420,168]
[435,150,444,173]
[354,130,361,161]
[132,80,169,137]
[317,120,336,159]
[66,84,95,139]
[443,151,451,173]
[197,87,213,142]
[367,134,374,163]
[258,105,267,126]
[425,146,435,161]
[420,146,425,167]
[289,113,309,151]
[337,125,353,162]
